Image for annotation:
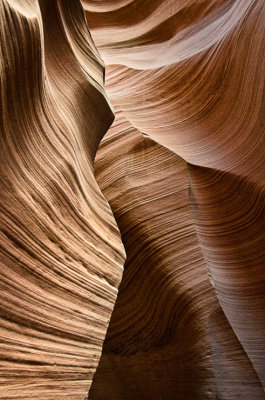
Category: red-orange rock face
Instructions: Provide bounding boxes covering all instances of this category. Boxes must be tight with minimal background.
[1,0,265,399]
[90,109,218,400]
[84,0,265,399]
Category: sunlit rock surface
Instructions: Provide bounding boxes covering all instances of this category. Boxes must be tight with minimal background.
[0,0,264,399]
[0,0,125,398]
[84,0,265,398]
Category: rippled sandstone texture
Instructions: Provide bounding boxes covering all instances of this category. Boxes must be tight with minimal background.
[0,0,125,398]
[90,108,219,400]
[1,0,265,399]
[83,0,265,399]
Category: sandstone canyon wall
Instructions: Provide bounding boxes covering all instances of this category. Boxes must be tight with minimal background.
[84,0,265,398]
[0,0,265,399]
[0,0,125,398]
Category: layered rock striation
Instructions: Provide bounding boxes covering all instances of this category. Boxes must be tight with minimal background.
[84,0,265,398]
[0,0,264,399]
[0,0,125,398]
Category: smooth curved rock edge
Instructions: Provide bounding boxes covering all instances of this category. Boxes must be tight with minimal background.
[0,0,265,399]
[0,0,125,398]
[85,0,265,399]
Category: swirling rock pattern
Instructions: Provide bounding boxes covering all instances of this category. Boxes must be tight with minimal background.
[0,0,265,399]
[90,108,218,399]
[83,0,265,398]
[189,166,265,389]
[0,0,124,398]
[86,0,265,180]
[90,113,265,400]
[209,306,265,399]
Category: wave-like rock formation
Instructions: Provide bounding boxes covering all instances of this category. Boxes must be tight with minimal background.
[90,112,265,400]
[83,0,265,398]
[89,108,218,399]
[0,1,125,398]
[1,0,265,399]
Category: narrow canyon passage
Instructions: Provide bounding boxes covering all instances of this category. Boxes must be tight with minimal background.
[0,0,264,399]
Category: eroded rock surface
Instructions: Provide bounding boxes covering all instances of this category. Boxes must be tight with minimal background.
[0,1,125,398]
[84,0,265,398]
[0,0,265,399]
